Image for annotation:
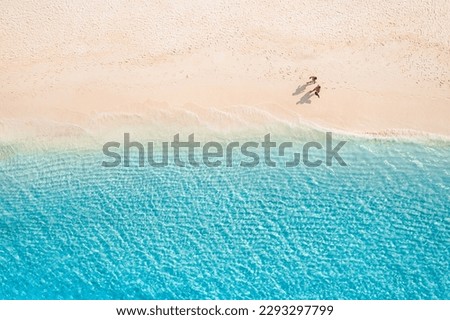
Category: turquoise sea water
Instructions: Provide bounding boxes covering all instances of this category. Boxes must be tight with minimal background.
[0,134,449,299]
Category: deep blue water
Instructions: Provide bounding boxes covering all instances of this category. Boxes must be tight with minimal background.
[0,135,449,299]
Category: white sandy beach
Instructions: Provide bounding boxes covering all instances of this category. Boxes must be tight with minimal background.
[0,0,449,146]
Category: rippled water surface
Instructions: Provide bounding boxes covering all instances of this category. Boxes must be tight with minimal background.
[0,136,449,299]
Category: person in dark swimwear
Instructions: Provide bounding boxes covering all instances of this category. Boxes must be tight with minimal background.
[308,76,317,84]
[310,85,321,98]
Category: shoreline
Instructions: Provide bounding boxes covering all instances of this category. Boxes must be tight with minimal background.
[1,114,449,160]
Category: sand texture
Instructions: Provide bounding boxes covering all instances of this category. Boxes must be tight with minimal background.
[1,0,449,146]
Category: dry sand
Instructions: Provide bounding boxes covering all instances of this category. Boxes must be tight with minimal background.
[1,0,449,146]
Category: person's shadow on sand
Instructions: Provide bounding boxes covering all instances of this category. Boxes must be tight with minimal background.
[297,91,314,104]
[292,84,309,96]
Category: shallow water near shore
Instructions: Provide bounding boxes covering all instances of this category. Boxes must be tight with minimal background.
[0,136,449,299]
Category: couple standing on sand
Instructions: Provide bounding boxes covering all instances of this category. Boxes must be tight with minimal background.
[308,76,321,98]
